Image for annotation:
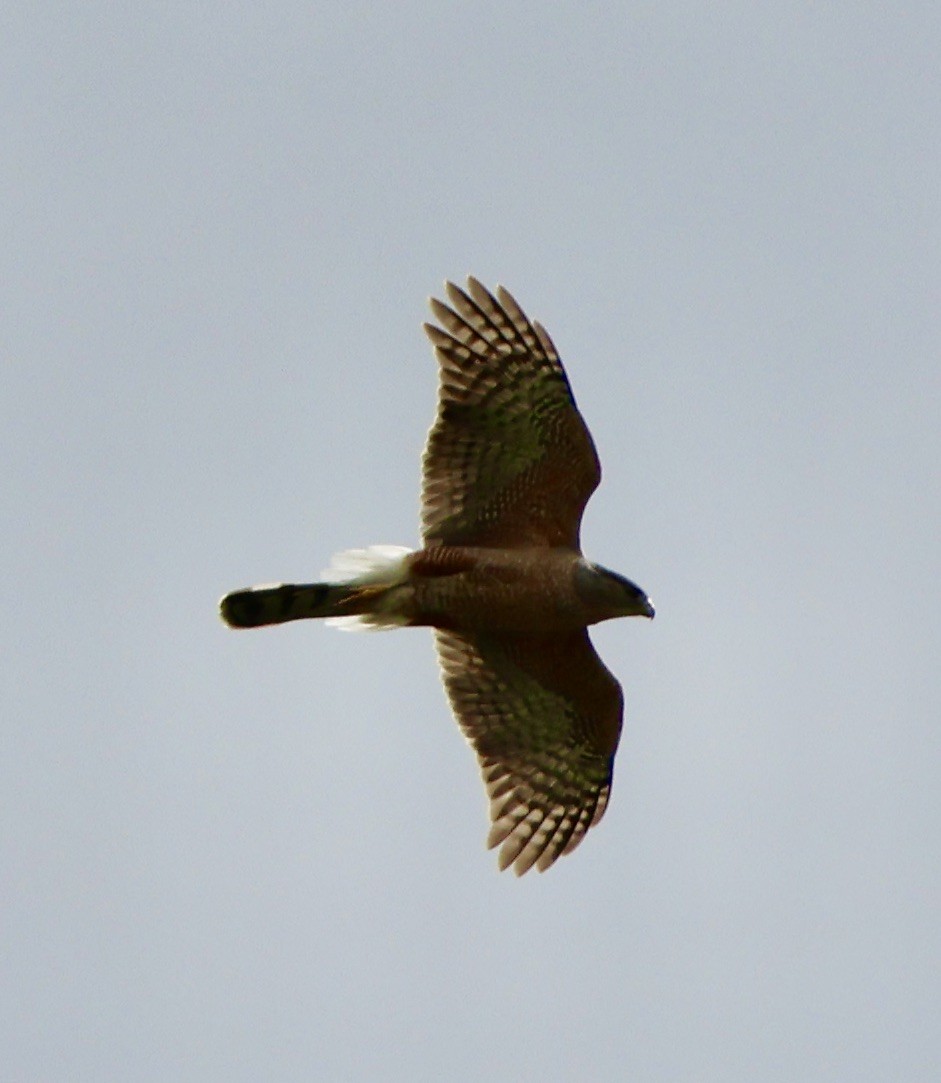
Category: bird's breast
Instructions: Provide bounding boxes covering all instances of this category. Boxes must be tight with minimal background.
[408,546,588,634]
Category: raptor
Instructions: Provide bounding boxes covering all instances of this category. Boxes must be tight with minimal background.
[220,278,654,874]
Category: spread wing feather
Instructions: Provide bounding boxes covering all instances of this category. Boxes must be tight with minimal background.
[435,628,623,875]
[422,278,601,550]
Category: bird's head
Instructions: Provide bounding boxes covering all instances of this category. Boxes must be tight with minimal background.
[575,561,655,622]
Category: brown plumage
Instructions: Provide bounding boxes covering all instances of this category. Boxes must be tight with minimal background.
[220,278,653,875]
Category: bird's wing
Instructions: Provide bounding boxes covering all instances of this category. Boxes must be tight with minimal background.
[435,628,623,875]
[421,278,601,550]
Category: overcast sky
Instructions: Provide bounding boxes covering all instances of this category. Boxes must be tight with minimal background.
[4,5,940,1081]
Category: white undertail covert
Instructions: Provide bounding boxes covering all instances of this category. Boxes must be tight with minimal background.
[320,545,412,631]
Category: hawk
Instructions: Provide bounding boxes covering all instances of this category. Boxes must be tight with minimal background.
[220,278,654,875]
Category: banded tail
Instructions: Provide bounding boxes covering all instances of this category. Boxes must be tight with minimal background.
[219,546,412,632]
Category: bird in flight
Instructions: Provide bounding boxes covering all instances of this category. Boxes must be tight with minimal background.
[220,278,654,875]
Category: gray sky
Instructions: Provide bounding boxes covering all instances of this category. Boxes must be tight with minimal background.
[4,4,939,1080]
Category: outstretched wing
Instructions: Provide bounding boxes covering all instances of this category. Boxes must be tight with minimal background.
[422,278,601,550]
[435,628,623,875]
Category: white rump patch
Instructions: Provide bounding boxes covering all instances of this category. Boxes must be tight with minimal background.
[321,545,412,633]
